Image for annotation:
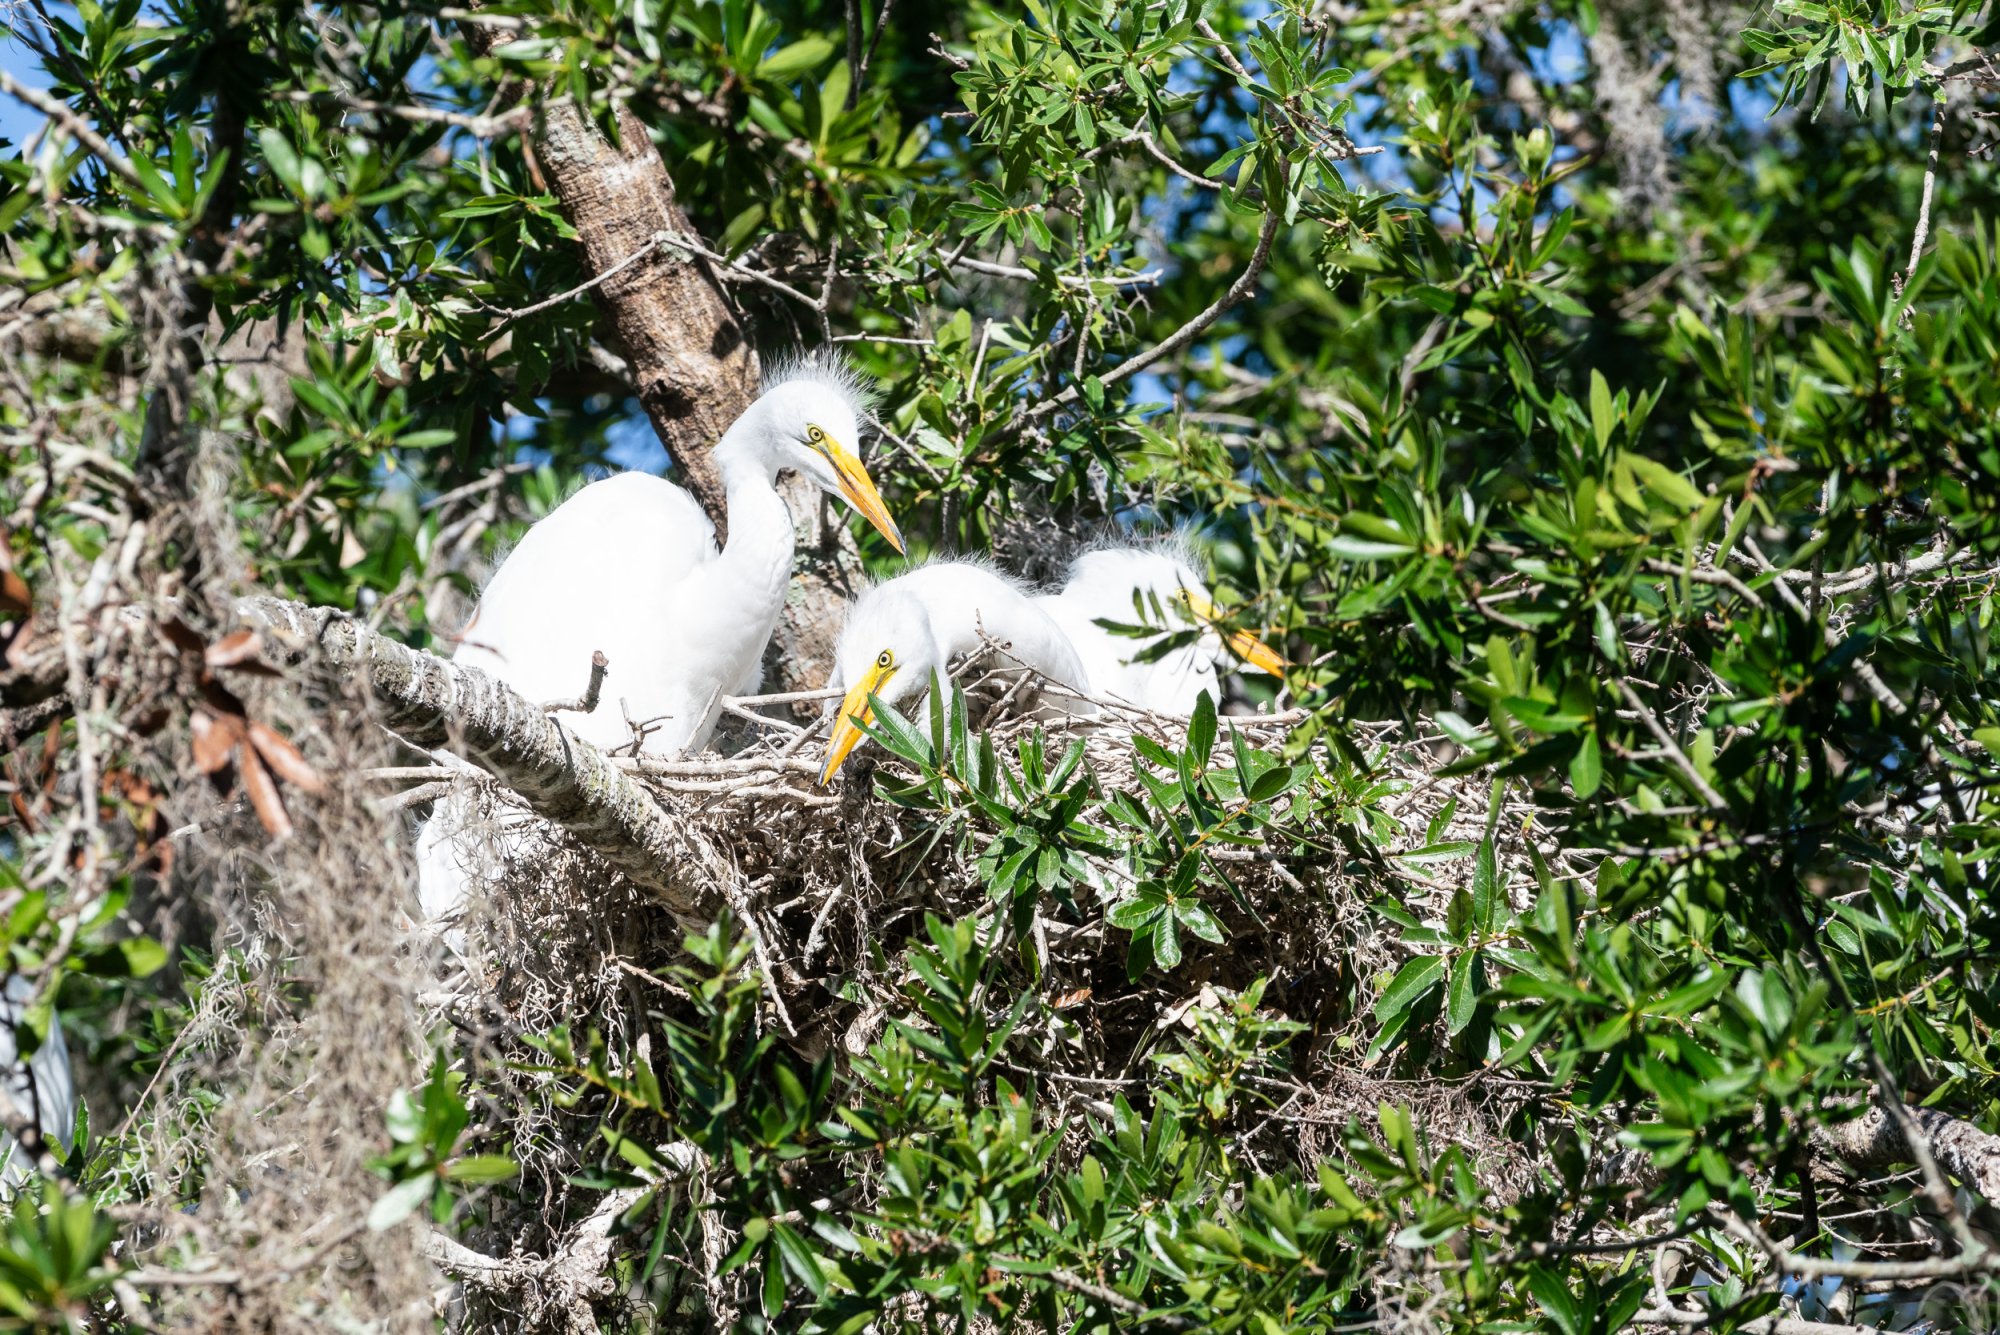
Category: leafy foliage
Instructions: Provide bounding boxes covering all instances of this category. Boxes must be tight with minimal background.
[3,0,2000,1329]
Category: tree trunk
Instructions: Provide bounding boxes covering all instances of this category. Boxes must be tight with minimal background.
[522,95,754,535]
[466,29,866,697]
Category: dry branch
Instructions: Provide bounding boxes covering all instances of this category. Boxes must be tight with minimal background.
[420,1189,644,1334]
[236,597,709,920]
[1813,1100,2000,1206]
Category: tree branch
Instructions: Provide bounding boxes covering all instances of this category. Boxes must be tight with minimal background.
[1812,1098,2000,1209]
[1022,207,1281,423]
[1897,96,1947,295]
[0,68,148,192]
[237,598,710,920]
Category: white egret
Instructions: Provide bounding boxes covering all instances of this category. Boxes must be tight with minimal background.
[1034,538,1287,713]
[451,354,903,756]
[820,560,1092,782]
[0,975,75,1188]
[418,353,904,920]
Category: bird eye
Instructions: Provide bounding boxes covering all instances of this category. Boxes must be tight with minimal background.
[806,424,827,447]
[876,650,893,670]
[1178,589,1193,604]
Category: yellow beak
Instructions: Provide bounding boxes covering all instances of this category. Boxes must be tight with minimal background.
[819,662,896,784]
[823,435,905,554]
[1184,591,1289,677]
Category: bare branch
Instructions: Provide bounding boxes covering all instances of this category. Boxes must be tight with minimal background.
[0,68,149,193]
[1896,96,1948,298]
[1023,207,1282,423]
[1613,676,1727,809]
[482,232,676,340]
[951,253,1162,290]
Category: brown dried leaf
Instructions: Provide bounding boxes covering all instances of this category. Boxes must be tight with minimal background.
[238,745,293,840]
[204,629,265,668]
[158,617,207,655]
[2,612,37,669]
[246,720,325,794]
[189,709,241,776]
[0,570,29,616]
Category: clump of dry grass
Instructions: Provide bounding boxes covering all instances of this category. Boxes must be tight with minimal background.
[2,407,439,1325]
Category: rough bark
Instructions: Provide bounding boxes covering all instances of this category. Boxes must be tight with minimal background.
[521,93,756,534]
[239,597,710,921]
[1812,1101,2000,1204]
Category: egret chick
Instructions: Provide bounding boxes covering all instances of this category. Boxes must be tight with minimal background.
[1034,538,1287,714]
[820,560,1091,782]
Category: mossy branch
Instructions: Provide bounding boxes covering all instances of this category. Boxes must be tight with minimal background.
[237,597,709,922]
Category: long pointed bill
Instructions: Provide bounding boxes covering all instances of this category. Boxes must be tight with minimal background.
[1225,627,1289,676]
[1185,591,1289,676]
[820,666,893,784]
[824,436,905,554]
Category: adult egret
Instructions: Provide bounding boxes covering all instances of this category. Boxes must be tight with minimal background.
[820,560,1091,782]
[452,354,903,756]
[1034,539,1287,713]
[418,353,904,921]
[0,975,74,1189]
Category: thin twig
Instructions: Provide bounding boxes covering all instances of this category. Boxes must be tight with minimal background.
[483,233,672,339]
[1614,677,1727,809]
[858,0,896,90]
[275,89,531,139]
[1022,208,1282,423]
[1898,96,1947,296]
[951,253,1161,290]
[0,68,149,192]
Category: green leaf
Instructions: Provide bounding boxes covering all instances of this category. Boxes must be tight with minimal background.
[1624,454,1706,512]
[440,1155,520,1184]
[1569,729,1602,799]
[1471,833,1501,935]
[1373,955,1445,1021]
[1326,535,1416,560]
[1107,895,1164,930]
[757,36,835,80]
[1248,764,1298,802]
[1446,950,1482,1035]
[1589,369,1615,450]
[367,1172,436,1231]
[1187,690,1216,761]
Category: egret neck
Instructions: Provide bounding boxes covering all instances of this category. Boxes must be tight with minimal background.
[667,415,807,729]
